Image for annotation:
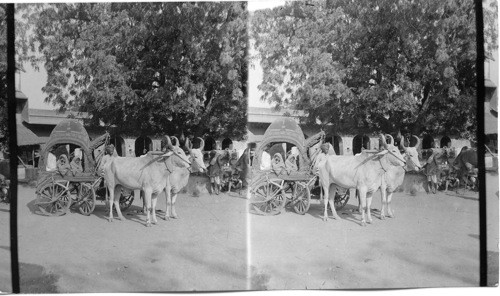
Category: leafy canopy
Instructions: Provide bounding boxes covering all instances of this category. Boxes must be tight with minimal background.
[251,0,497,139]
[0,4,8,150]
[18,2,248,139]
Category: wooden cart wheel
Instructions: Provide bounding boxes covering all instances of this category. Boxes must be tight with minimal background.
[334,189,350,210]
[36,182,71,216]
[250,181,286,215]
[119,189,134,212]
[78,183,96,216]
[292,182,311,215]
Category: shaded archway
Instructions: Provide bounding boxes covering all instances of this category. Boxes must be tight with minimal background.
[110,135,125,156]
[422,135,434,149]
[192,137,204,150]
[325,134,343,155]
[135,136,152,157]
[352,134,370,155]
[222,138,233,150]
[440,136,451,148]
[204,137,217,151]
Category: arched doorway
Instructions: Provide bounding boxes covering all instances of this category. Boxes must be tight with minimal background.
[325,134,343,155]
[135,136,152,157]
[422,135,434,149]
[440,136,451,148]
[352,134,370,155]
[110,135,125,156]
[204,137,217,151]
[192,137,204,150]
[222,138,233,150]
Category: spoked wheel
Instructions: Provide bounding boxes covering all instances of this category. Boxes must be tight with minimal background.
[35,182,72,216]
[292,182,311,215]
[334,188,350,210]
[119,189,134,212]
[78,183,96,216]
[250,181,286,215]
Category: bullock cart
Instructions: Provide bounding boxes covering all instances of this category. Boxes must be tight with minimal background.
[249,118,349,216]
[34,120,132,216]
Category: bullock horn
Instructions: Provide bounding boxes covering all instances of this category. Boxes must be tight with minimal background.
[379,134,388,149]
[164,135,173,150]
[171,136,180,147]
[385,134,394,145]
[185,137,192,151]
[197,137,205,151]
[412,135,421,148]
[399,137,407,151]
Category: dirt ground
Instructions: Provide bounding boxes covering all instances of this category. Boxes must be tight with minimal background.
[0,200,11,293]
[15,185,248,293]
[0,172,498,292]
[249,173,498,289]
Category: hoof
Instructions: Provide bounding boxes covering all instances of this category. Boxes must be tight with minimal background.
[380,215,386,220]
[163,216,170,221]
[388,214,395,218]
[108,218,113,222]
[146,222,152,227]
[367,218,373,224]
[332,215,340,220]
[322,216,328,222]
[361,221,367,227]
[170,215,178,219]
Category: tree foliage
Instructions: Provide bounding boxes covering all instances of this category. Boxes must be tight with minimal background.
[0,4,8,150]
[18,2,248,139]
[251,0,497,139]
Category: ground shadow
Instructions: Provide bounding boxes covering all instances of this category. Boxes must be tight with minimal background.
[0,245,10,252]
[443,191,479,201]
[0,208,9,213]
[306,202,366,226]
[91,204,149,226]
[19,262,59,293]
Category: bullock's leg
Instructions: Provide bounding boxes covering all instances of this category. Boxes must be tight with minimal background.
[380,190,387,220]
[358,187,367,226]
[107,184,116,222]
[321,180,329,222]
[387,191,395,218]
[366,191,373,224]
[151,194,158,225]
[170,192,179,219]
[327,185,340,220]
[113,187,125,221]
[144,189,153,227]
[164,189,171,221]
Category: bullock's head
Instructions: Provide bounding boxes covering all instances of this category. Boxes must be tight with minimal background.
[397,135,422,172]
[379,134,406,167]
[186,137,207,173]
[161,136,191,170]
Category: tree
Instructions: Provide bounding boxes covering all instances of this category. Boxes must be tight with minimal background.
[251,0,497,139]
[0,4,8,150]
[17,2,248,139]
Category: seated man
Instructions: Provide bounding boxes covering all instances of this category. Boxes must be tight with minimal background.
[271,153,286,175]
[57,154,71,177]
[70,157,84,176]
[285,153,298,173]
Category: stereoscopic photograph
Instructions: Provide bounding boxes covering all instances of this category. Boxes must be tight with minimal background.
[0,0,498,293]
